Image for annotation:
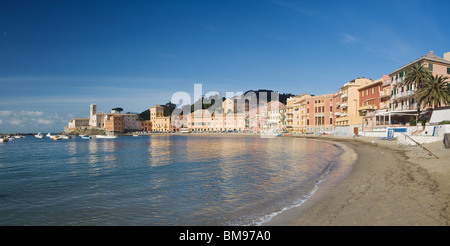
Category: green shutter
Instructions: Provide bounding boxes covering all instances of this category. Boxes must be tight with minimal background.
[428,63,433,71]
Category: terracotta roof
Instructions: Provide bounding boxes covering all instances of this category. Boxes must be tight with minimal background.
[390,51,450,75]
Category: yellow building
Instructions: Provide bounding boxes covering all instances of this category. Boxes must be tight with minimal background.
[150,105,171,132]
[292,94,311,133]
[335,77,372,126]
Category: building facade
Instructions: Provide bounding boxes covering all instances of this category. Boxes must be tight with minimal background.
[305,93,336,133]
[150,105,171,132]
[359,77,383,130]
[335,77,372,126]
[388,51,450,125]
[65,104,142,134]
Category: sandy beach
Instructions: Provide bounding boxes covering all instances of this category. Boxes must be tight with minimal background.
[264,134,450,226]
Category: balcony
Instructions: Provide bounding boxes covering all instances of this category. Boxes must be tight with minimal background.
[392,90,415,100]
[341,103,348,108]
[341,93,348,99]
[392,77,404,85]
[379,91,391,98]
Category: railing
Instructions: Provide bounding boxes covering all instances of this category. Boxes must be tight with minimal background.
[379,91,391,98]
[392,90,414,100]
[392,77,404,85]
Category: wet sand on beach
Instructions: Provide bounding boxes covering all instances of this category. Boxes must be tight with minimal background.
[265,135,450,226]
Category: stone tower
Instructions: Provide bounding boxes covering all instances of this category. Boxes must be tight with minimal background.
[90,104,97,117]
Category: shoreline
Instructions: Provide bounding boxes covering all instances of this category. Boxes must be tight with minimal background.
[266,135,450,226]
[123,132,450,225]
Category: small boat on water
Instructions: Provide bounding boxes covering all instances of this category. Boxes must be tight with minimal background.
[14,135,25,139]
[80,135,91,139]
[35,133,45,139]
[0,137,8,143]
[133,134,139,137]
[50,135,62,141]
[96,135,118,139]
[61,135,71,139]
[46,133,52,137]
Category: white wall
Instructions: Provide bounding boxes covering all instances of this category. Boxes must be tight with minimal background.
[430,109,450,123]
[397,134,441,146]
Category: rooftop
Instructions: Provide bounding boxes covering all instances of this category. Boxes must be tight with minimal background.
[390,51,450,76]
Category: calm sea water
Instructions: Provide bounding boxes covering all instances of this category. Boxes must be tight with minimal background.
[0,135,344,225]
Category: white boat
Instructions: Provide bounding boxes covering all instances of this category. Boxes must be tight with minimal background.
[96,135,118,139]
[50,135,62,141]
[133,134,139,137]
[46,133,52,137]
[14,135,25,139]
[35,133,45,139]
[80,135,91,139]
[61,135,71,139]
[0,137,8,143]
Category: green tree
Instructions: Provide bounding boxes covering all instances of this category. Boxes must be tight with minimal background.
[403,63,433,115]
[163,102,176,116]
[404,63,432,90]
[416,74,450,109]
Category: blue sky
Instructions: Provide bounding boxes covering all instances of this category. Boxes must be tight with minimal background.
[1,0,449,133]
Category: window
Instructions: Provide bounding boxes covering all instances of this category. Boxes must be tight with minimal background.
[330,118,333,125]
[428,63,433,71]
[372,88,375,94]
[307,119,309,125]
[447,67,450,74]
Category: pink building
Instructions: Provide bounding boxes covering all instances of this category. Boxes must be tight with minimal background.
[305,93,336,133]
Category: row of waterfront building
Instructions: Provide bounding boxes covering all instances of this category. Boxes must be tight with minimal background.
[65,50,450,135]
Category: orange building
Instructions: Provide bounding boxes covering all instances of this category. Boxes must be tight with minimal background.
[105,115,124,133]
[141,120,152,132]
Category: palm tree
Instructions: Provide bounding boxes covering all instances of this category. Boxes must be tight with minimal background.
[404,63,432,90]
[415,74,450,109]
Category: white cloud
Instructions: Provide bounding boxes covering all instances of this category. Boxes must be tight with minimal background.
[0,110,13,117]
[36,119,54,125]
[20,110,44,117]
[340,33,358,44]
[10,119,23,125]
[0,110,73,133]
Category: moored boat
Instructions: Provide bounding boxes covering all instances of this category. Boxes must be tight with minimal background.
[0,137,8,143]
[96,135,118,139]
[50,135,62,141]
[35,133,45,139]
[80,135,91,139]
